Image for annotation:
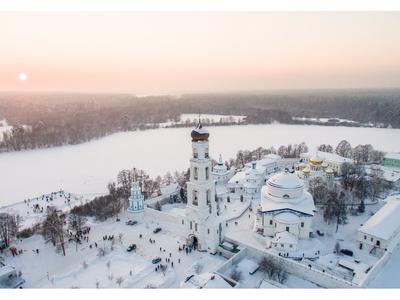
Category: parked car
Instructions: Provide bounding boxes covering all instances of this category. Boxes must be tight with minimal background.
[126,220,138,226]
[127,244,137,252]
[152,257,162,264]
[153,227,162,234]
[340,249,354,256]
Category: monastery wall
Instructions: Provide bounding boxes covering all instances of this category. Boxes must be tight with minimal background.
[144,207,185,235]
[224,236,358,288]
[358,239,400,287]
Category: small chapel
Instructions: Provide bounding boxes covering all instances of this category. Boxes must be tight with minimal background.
[127,180,145,221]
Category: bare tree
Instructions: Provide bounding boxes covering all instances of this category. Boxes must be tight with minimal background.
[116,276,124,287]
[259,256,287,283]
[41,207,67,256]
[230,268,242,282]
[0,213,21,248]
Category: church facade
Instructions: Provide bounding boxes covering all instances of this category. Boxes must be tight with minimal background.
[258,171,316,251]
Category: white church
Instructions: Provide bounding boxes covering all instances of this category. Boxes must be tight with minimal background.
[257,171,316,251]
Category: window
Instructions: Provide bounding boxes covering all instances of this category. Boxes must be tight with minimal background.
[269,220,273,225]
[208,229,210,234]
[286,226,289,232]
[195,223,198,232]
[364,235,367,240]
[274,223,277,228]
[193,190,198,206]
[376,240,380,247]
[301,222,304,228]
[194,167,198,180]
[283,194,290,199]
[182,220,184,225]
[205,167,209,180]
[289,244,293,248]
[206,190,211,205]
[205,148,209,158]
[190,221,193,230]
[193,150,198,158]
[281,244,284,247]
[371,237,373,242]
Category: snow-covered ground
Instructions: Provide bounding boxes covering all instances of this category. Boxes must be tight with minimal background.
[0,190,94,229]
[2,211,227,288]
[1,124,399,206]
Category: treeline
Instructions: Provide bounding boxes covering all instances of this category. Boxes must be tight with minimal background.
[69,167,190,221]
[319,140,385,163]
[1,89,399,152]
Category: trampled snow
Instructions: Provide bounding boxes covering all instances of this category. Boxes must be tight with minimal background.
[1,124,400,206]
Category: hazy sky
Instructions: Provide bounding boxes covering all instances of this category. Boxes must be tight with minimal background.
[1,12,400,94]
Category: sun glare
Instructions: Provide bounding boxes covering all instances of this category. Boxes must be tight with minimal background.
[18,72,28,81]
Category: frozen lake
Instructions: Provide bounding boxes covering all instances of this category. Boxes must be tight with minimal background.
[1,124,400,206]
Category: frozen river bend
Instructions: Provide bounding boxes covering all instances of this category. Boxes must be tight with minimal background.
[1,124,400,206]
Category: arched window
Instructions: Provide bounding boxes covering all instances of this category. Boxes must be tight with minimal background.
[193,190,198,206]
[283,194,290,199]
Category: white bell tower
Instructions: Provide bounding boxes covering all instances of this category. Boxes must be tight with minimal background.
[183,121,222,253]
[186,122,217,218]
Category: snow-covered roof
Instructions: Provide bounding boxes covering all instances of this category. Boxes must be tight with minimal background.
[259,280,279,288]
[228,171,246,184]
[366,165,400,183]
[268,172,304,190]
[264,153,281,160]
[0,265,16,278]
[302,151,353,164]
[359,196,400,240]
[160,183,179,195]
[385,153,400,160]
[245,156,279,169]
[273,231,298,245]
[181,273,232,289]
[261,190,315,216]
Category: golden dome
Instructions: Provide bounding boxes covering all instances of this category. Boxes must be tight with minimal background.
[310,154,323,165]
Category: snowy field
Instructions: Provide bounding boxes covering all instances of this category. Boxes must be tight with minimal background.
[1,124,400,206]
[2,211,227,288]
[0,191,90,229]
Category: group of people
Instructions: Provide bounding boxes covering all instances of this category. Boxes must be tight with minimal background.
[23,190,76,216]
[102,235,114,241]
[68,226,91,244]
[9,246,22,257]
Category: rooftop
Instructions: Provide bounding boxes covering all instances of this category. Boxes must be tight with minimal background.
[359,196,400,240]
[385,153,400,160]
[268,172,304,190]
[302,151,353,164]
